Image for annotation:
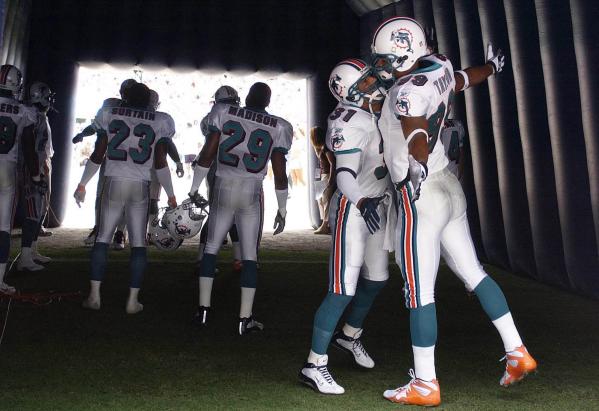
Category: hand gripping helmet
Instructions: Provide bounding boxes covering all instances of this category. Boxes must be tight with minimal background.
[29,82,55,109]
[328,59,385,109]
[0,65,23,97]
[371,17,428,81]
[163,199,208,240]
[149,208,183,251]
[148,89,160,111]
[214,85,240,105]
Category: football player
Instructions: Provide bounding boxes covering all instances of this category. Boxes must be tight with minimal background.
[439,118,465,180]
[18,82,55,271]
[189,82,292,334]
[196,85,243,271]
[373,17,536,406]
[0,65,40,293]
[299,59,392,395]
[74,82,177,313]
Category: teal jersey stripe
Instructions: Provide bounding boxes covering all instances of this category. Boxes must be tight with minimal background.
[335,148,361,155]
[412,61,442,74]
[272,147,288,155]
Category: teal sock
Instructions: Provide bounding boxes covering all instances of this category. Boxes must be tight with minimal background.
[410,303,438,347]
[346,279,386,329]
[311,292,352,355]
[240,260,257,288]
[90,242,109,282]
[199,253,217,278]
[474,276,509,321]
[129,247,147,288]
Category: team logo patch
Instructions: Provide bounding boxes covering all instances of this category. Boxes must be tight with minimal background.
[396,94,410,115]
[174,222,191,237]
[329,74,344,98]
[331,127,345,150]
[390,28,414,53]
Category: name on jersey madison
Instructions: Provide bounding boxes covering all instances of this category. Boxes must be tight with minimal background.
[227,106,278,128]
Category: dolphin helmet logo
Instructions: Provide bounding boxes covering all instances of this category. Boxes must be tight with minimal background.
[329,74,344,97]
[391,28,414,53]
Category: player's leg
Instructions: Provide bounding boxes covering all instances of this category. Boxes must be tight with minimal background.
[195,178,234,324]
[18,181,44,271]
[334,213,389,369]
[300,194,366,394]
[234,181,267,334]
[112,211,127,250]
[0,161,17,293]
[31,187,51,263]
[228,223,242,272]
[440,210,536,386]
[384,184,444,406]
[85,162,106,246]
[197,165,217,264]
[123,180,150,314]
[83,177,124,310]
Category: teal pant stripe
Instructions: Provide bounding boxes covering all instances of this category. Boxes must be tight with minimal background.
[474,276,510,321]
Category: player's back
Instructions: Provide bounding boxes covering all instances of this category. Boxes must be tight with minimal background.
[326,103,389,197]
[0,96,37,163]
[206,103,293,180]
[95,105,175,182]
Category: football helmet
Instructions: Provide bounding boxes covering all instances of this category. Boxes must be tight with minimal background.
[328,59,385,109]
[371,17,428,81]
[148,89,160,111]
[29,82,55,109]
[0,64,23,97]
[149,209,183,251]
[163,198,208,240]
[214,85,240,105]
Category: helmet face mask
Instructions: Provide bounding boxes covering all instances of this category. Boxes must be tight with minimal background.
[329,59,386,111]
[149,210,183,251]
[29,82,55,110]
[163,199,208,240]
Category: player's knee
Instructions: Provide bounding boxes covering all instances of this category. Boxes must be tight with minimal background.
[240,260,257,288]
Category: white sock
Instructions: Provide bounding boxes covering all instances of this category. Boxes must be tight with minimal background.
[413,345,436,381]
[127,287,140,304]
[89,280,101,302]
[492,312,523,352]
[197,243,206,262]
[239,287,256,318]
[232,242,241,261]
[0,263,6,283]
[21,247,32,260]
[308,349,326,364]
[199,277,214,306]
[126,287,143,313]
[32,240,38,252]
[342,323,362,338]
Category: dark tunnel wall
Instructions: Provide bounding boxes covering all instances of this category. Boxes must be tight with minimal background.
[360,0,599,298]
[24,0,360,230]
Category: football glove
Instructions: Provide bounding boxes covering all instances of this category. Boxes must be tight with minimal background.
[74,185,86,208]
[486,42,505,74]
[176,162,184,178]
[273,209,286,235]
[407,155,428,201]
[72,133,84,144]
[31,176,48,195]
[188,190,208,208]
[358,196,384,234]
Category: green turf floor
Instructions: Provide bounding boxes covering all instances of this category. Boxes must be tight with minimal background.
[1,246,598,410]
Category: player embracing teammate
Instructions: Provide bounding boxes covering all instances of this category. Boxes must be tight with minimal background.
[300,16,536,407]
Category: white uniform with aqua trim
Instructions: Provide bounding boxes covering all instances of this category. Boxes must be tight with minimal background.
[326,102,392,296]
[0,97,37,232]
[439,119,465,178]
[92,106,175,248]
[202,103,293,261]
[379,53,489,309]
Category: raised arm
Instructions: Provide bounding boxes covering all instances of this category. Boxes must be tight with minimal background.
[455,43,505,92]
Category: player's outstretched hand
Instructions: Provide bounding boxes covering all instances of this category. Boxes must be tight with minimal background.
[72,133,83,144]
[486,42,505,74]
[273,210,286,235]
[167,196,177,209]
[408,155,428,201]
[176,162,184,178]
[358,196,384,234]
[189,191,208,208]
[74,184,86,208]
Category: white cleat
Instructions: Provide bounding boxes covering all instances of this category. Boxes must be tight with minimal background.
[299,355,345,395]
[0,282,16,295]
[82,298,101,310]
[32,252,52,264]
[126,301,144,314]
[331,329,375,369]
[17,258,44,272]
[84,227,97,247]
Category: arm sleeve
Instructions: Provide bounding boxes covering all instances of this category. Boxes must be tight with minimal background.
[200,114,210,137]
[393,86,431,118]
[335,150,365,206]
[204,103,228,133]
[155,166,174,198]
[273,120,293,155]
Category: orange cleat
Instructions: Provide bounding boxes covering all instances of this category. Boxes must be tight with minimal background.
[500,345,537,387]
[383,369,441,407]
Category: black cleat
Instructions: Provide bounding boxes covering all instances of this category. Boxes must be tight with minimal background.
[239,316,264,335]
[194,306,211,327]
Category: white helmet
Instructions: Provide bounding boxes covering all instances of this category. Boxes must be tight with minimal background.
[371,17,428,81]
[214,85,240,105]
[0,65,23,97]
[328,59,385,109]
[29,82,55,109]
[163,199,208,240]
[149,209,183,251]
[148,89,160,110]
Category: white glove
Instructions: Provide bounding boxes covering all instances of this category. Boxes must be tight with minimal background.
[176,162,184,178]
[407,155,428,201]
[486,42,505,74]
[74,185,86,208]
[273,209,286,235]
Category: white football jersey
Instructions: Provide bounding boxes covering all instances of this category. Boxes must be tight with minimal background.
[440,119,465,177]
[326,103,389,197]
[378,54,456,183]
[95,106,175,181]
[205,103,293,180]
[0,96,37,163]
[34,111,53,162]
[91,98,122,131]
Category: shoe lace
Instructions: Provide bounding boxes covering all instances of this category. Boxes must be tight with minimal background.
[397,369,417,394]
[352,337,369,358]
[316,365,334,384]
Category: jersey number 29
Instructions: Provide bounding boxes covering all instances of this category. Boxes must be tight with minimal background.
[218,120,273,173]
